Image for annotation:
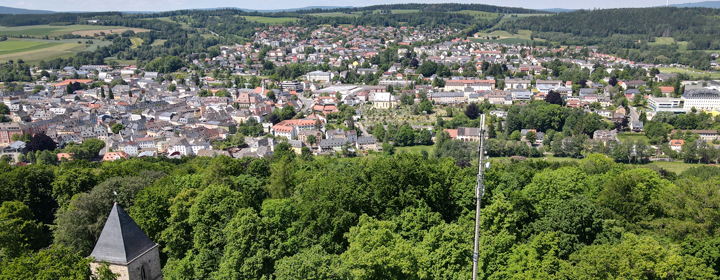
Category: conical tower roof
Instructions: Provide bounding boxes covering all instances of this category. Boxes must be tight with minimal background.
[89,203,157,264]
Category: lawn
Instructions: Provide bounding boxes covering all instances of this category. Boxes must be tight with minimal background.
[396,145,435,155]
[657,66,720,79]
[241,16,298,24]
[644,161,698,174]
[0,25,145,37]
[617,133,651,143]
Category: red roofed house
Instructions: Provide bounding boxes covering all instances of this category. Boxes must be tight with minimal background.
[670,139,684,152]
[444,129,458,139]
[103,151,129,162]
[271,124,297,140]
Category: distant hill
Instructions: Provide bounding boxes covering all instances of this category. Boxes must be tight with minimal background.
[671,1,720,8]
[0,5,54,14]
[540,8,577,13]
[240,6,352,12]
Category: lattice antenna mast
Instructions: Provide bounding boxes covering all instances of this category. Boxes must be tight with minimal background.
[472,114,489,280]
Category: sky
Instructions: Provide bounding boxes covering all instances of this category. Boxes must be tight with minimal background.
[2,0,691,12]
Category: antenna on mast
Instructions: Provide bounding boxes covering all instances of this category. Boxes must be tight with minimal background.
[472,114,488,280]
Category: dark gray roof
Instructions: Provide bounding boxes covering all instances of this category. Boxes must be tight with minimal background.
[90,203,157,264]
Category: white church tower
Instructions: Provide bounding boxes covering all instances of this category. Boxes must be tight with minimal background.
[89,203,163,280]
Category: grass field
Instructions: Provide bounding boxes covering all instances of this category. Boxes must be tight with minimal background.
[617,133,651,143]
[470,29,542,44]
[0,40,61,55]
[658,66,720,79]
[71,28,149,36]
[241,16,298,24]
[396,145,435,155]
[0,41,86,64]
[0,25,144,37]
[150,39,166,47]
[0,38,111,64]
[644,161,699,174]
[130,38,143,49]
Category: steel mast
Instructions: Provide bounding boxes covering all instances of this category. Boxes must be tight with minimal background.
[472,114,488,280]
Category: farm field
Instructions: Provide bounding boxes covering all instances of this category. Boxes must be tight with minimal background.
[71,28,149,36]
[241,16,298,24]
[0,38,111,64]
[0,40,60,56]
[0,41,87,64]
[658,66,720,79]
[0,25,145,37]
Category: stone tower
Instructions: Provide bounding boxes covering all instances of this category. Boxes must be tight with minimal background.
[89,203,163,280]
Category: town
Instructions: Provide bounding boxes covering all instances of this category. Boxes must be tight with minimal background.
[2,24,720,164]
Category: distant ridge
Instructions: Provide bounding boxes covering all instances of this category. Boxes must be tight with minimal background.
[540,8,577,13]
[671,1,720,8]
[0,5,54,14]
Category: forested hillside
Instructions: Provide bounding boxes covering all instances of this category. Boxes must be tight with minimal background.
[293,3,547,14]
[1,146,720,279]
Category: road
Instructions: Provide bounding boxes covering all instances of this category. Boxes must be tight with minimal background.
[629,106,640,122]
[355,121,370,136]
[297,94,314,114]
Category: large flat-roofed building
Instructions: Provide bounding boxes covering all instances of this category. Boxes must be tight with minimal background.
[648,97,686,113]
[682,89,720,111]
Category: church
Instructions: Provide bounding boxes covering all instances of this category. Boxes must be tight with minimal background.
[89,203,163,280]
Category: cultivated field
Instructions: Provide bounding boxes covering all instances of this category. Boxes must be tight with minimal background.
[0,38,112,64]
[0,40,60,56]
[0,25,145,37]
[71,28,150,36]
[0,41,85,64]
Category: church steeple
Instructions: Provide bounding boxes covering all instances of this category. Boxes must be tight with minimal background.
[90,203,163,280]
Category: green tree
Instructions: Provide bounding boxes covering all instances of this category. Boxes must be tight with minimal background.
[373,125,386,141]
[0,245,92,279]
[559,233,715,279]
[111,123,125,134]
[394,124,415,147]
[306,134,317,146]
[526,131,537,144]
[509,130,522,141]
[0,201,45,260]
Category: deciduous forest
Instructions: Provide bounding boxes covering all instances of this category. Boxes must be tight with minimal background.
[2,148,720,279]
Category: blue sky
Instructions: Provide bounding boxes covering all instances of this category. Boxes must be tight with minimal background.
[6,0,686,12]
